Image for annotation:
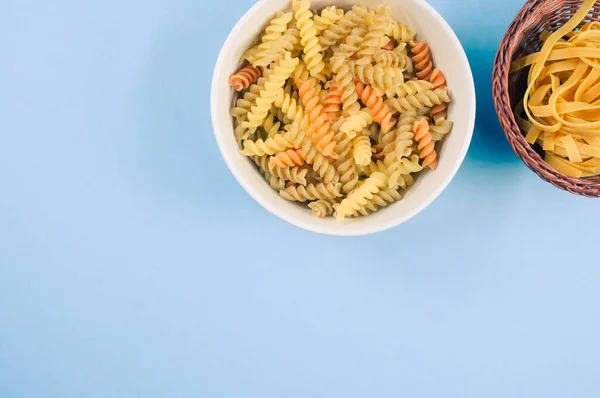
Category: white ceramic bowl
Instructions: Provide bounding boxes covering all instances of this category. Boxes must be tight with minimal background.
[211,0,476,236]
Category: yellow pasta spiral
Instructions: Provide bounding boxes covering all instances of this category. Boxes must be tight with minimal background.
[355,5,390,64]
[374,48,407,68]
[350,62,403,97]
[254,28,300,67]
[352,135,372,166]
[293,0,326,81]
[231,87,259,123]
[308,199,335,218]
[340,110,373,138]
[240,134,293,156]
[253,11,294,66]
[386,20,416,43]
[337,26,366,57]
[331,56,359,116]
[430,118,454,142]
[369,111,419,189]
[274,88,309,132]
[292,60,310,84]
[376,117,399,158]
[392,79,433,98]
[241,47,260,66]
[231,70,274,143]
[261,114,281,139]
[265,175,286,190]
[319,5,368,50]
[230,71,271,123]
[334,172,388,220]
[243,53,299,132]
[384,154,422,190]
[347,183,402,217]
[391,111,417,161]
[314,6,344,34]
[276,167,308,186]
[280,182,342,202]
[331,27,365,116]
[333,127,359,193]
[385,88,450,113]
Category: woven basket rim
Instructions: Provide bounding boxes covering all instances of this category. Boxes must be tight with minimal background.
[492,0,600,197]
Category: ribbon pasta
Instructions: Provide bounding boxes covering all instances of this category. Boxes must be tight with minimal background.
[511,0,600,178]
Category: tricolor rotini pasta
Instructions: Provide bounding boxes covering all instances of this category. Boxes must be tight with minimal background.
[229,1,454,219]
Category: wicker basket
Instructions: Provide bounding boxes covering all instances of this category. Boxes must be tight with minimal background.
[492,0,600,197]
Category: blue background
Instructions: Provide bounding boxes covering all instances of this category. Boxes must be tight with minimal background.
[1,0,599,397]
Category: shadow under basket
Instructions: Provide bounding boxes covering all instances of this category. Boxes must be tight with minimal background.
[492,0,600,197]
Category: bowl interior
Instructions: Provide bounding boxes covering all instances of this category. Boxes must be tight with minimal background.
[211,0,476,235]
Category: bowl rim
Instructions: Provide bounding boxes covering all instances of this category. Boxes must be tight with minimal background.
[211,0,477,236]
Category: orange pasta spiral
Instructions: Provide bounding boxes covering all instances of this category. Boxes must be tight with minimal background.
[269,149,305,169]
[429,68,448,122]
[354,81,394,133]
[323,82,342,122]
[228,65,262,92]
[409,40,433,81]
[429,68,446,90]
[297,78,338,158]
[413,118,438,170]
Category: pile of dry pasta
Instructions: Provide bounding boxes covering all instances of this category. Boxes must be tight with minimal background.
[229,0,453,219]
[512,0,600,178]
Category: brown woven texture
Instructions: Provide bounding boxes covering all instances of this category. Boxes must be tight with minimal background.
[492,0,600,197]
